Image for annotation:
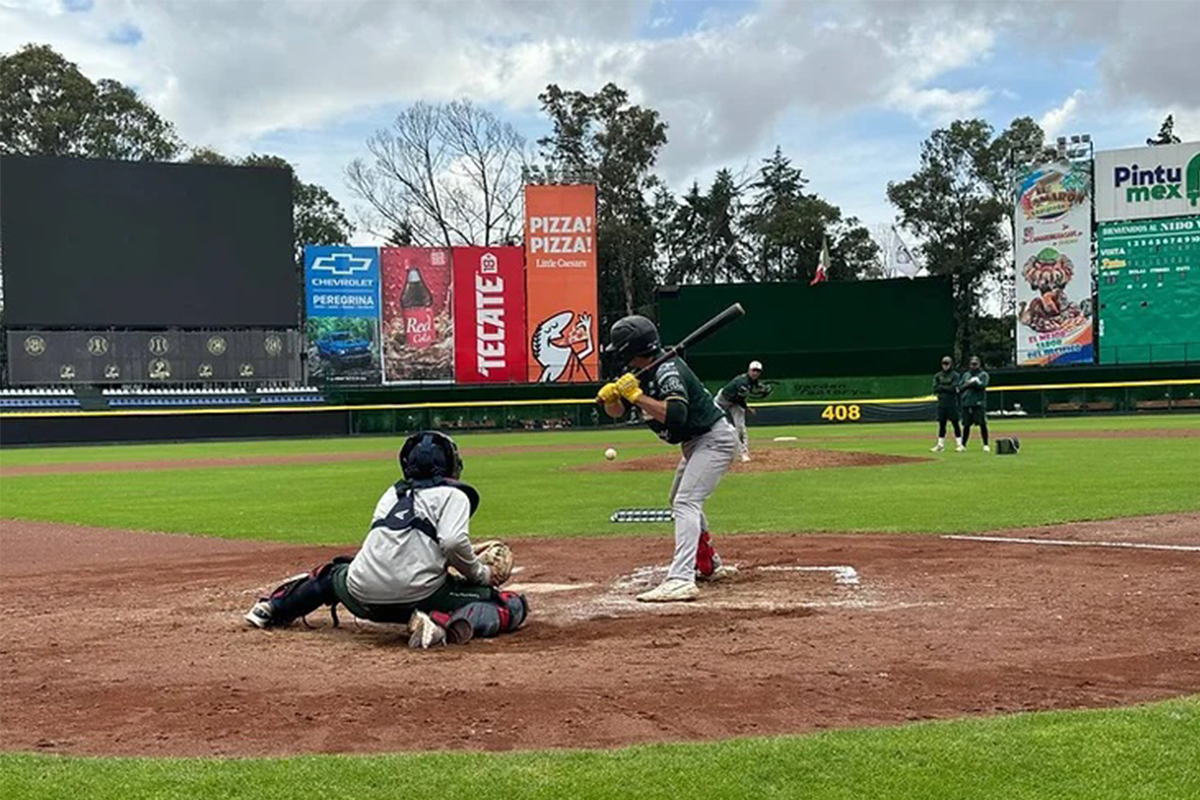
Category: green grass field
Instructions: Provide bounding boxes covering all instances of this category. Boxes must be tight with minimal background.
[2,697,1197,800]
[2,416,1198,542]
[2,414,1199,799]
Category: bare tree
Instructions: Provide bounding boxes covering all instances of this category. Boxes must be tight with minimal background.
[346,100,528,248]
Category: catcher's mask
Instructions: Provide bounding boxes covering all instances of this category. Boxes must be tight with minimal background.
[604,315,661,365]
[399,431,464,481]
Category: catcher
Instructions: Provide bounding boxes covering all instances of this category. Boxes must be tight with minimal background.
[243,431,527,649]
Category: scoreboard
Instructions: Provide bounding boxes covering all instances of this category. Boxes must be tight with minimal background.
[1097,217,1200,364]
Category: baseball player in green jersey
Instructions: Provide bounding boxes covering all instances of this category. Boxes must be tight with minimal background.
[959,356,990,451]
[718,359,773,462]
[931,355,964,452]
[597,315,738,603]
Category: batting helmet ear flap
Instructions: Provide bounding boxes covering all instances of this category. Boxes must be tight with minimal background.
[605,315,660,364]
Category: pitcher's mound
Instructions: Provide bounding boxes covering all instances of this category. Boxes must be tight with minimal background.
[575,448,928,473]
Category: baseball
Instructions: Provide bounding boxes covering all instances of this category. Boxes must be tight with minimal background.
[604,448,617,461]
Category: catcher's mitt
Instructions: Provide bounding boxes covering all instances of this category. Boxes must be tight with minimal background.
[473,539,514,586]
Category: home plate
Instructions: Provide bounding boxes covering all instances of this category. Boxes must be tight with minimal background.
[773,436,798,442]
[505,581,596,594]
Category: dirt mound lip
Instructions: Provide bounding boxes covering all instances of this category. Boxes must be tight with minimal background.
[4,513,1198,757]
[572,447,930,473]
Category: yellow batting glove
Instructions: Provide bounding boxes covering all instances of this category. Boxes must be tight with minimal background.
[597,382,621,404]
[615,372,643,403]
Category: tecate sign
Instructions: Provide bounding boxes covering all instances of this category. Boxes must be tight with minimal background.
[1095,140,1200,222]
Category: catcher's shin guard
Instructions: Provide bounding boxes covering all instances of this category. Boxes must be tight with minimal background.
[432,592,529,642]
[260,561,341,627]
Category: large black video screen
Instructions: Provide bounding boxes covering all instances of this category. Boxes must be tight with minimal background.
[0,156,295,327]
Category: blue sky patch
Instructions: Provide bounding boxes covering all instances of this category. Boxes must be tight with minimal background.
[61,0,94,13]
[106,23,143,47]
[640,0,758,39]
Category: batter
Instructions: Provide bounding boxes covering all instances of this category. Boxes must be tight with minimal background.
[598,315,738,602]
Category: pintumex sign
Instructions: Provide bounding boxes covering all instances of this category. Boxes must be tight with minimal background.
[1095,140,1200,222]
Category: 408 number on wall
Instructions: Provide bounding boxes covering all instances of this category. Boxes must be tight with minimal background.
[821,404,862,422]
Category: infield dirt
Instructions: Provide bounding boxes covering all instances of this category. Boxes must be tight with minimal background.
[2,514,1198,756]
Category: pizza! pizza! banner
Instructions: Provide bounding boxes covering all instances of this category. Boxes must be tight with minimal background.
[524,184,599,383]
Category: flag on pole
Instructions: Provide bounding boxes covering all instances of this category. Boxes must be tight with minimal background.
[810,235,830,285]
[891,227,920,278]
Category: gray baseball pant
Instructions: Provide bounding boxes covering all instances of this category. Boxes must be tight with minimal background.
[666,418,738,582]
[727,404,749,457]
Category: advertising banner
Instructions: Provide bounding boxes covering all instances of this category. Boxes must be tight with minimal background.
[452,246,527,384]
[303,246,382,385]
[524,184,599,383]
[1014,159,1095,366]
[1095,141,1200,222]
[380,247,454,383]
[1097,217,1200,364]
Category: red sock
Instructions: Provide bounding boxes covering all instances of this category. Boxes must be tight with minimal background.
[695,530,715,576]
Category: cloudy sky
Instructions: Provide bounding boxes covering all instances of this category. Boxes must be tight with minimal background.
[3,0,1197,245]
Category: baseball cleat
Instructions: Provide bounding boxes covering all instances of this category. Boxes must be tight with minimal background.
[637,579,700,603]
[243,601,274,629]
[983,445,991,452]
[740,454,751,463]
[955,443,966,452]
[407,610,447,649]
[930,444,944,452]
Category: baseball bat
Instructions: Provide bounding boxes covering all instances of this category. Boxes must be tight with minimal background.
[635,302,746,378]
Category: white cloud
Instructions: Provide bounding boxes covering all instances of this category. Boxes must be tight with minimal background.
[1,0,1002,176]
[5,0,1196,247]
[887,86,992,125]
[1039,90,1084,140]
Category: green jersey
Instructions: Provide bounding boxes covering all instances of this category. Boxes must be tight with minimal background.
[932,369,961,410]
[642,356,725,444]
[959,369,989,407]
[719,373,771,409]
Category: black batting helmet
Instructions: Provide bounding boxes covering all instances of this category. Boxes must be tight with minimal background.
[399,431,464,481]
[604,315,661,364]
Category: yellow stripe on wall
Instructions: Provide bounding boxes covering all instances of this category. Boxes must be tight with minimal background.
[2,378,1198,420]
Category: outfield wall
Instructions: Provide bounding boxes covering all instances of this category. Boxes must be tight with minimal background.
[656,278,955,378]
[3,376,1198,446]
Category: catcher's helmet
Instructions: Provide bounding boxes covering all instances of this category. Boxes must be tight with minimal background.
[604,315,661,364]
[399,431,464,481]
